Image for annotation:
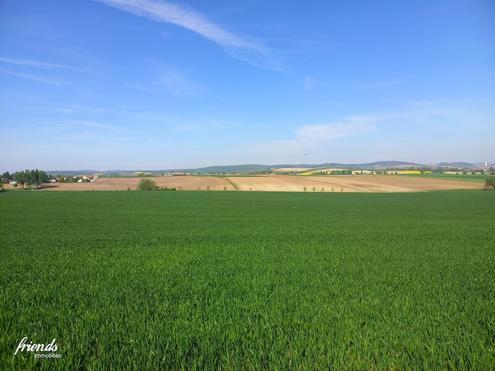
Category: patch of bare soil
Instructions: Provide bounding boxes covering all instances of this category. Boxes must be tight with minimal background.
[227,175,482,192]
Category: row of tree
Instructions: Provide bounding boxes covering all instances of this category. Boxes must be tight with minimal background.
[1,170,51,188]
[1,172,13,182]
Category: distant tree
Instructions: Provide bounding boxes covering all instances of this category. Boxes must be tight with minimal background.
[0,183,4,192]
[1,171,11,182]
[12,169,49,189]
[137,178,158,191]
[484,177,495,190]
[29,169,48,187]
[14,171,27,189]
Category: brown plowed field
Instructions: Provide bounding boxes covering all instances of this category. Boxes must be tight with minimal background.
[45,176,234,191]
[228,175,482,192]
[40,175,482,192]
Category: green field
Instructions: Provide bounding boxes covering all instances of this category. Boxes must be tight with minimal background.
[1,190,494,369]
[402,173,491,183]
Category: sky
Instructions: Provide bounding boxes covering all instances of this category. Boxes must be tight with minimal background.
[1,0,494,171]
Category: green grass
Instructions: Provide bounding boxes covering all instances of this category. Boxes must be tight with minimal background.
[400,173,491,183]
[1,190,494,369]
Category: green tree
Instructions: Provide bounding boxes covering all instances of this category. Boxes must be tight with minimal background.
[13,169,49,189]
[137,178,158,191]
[484,177,495,190]
[1,171,11,182]
[14,171,27,189]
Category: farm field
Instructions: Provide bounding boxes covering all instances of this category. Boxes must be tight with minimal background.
[1,190,494,369]
[229,175,482,192]
[47,175,235,191]
[402,173,489,183]
[40,174,483,192]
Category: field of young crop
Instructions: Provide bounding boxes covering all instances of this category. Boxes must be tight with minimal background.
[402,173,490,183]
[1,190,494,369]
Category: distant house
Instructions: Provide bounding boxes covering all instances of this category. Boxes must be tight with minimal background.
[386,170,425,175]
[352,170,375,175]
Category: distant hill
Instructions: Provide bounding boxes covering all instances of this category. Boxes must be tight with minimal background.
[174,161,425,174]
[435,162,476,168]
[46,160,489,176]
[48,170,100,176]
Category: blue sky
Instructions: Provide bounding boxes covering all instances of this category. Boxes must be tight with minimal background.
[1,0,494,171]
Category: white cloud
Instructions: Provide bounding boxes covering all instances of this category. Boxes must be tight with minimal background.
[296,121,373,143]
[96,0,276,69]
[0,57,79,71]
[73,120,117,130]
[0,69,66,86]
[253,116,377,160]
[97,0,258,48]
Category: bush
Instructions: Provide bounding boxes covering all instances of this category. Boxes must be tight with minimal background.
[137,178,158,191]
[484,177,495,190]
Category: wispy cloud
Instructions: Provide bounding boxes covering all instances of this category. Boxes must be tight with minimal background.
[127,67,202,96]
[294,117,376,144]
[254,116,377,157]
[96,0,278,70]
[0,57,81,71]
[72,120,117,130]
[157,68,202,96]
[0,69,66,86]
[58,104,113,114]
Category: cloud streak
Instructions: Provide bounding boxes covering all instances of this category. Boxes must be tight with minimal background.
[0,69,66,86]
[96,0,278,69]
[72,120,117,130]
[0,57,80,71]
[253,116,377,159]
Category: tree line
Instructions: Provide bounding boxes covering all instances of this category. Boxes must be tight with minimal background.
[1,170,52,188]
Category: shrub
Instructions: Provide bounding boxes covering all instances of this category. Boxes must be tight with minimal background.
[484,177,495,190]
[137,178,158,191]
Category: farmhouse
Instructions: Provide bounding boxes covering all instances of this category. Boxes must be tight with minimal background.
[352,170,375,175]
